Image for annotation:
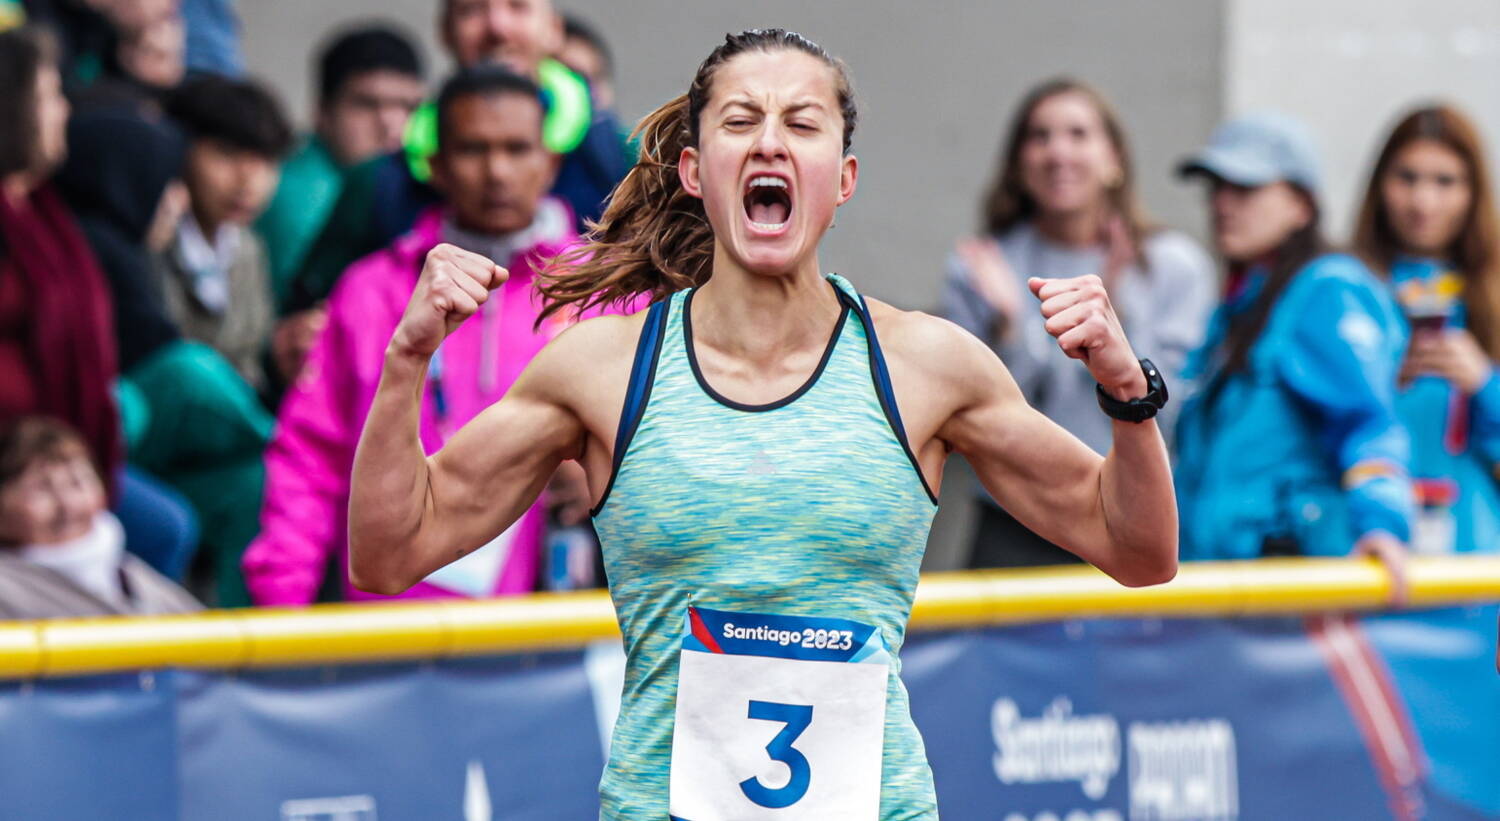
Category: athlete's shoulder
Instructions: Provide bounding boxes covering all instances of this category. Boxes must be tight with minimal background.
[864,297,994,368]
[545,307,650,361]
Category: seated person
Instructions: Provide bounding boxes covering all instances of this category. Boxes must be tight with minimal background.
[164,73,299,392]
[243,66,592,606]
[0,416,201,620]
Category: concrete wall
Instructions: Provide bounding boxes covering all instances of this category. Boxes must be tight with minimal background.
[1226,0,1500,240]
[239,1,1227,569]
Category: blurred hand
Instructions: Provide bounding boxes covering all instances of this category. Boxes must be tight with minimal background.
[1402,328,1493,394]
[1029,274,1144,399]
[1354,531,1409,608]
[547,460,592,527]
[271,304,327,383]
[392,243,508,359]
[956,237,1022,336]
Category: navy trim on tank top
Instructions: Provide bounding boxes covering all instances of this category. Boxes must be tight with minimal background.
[589,299,669,517]
[682,284,850,413]
[836,287,940,506]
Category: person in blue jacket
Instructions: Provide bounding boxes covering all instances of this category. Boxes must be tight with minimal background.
[1353,104,1500,555]
[1174,113,1414,575]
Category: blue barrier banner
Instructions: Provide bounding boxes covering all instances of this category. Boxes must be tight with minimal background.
[0,606,1494,820]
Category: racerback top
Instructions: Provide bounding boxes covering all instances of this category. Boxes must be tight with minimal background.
[591,273,940,819]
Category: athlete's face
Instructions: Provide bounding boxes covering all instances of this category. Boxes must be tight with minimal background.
[1380,139,1472,259]
[679,50,856,278]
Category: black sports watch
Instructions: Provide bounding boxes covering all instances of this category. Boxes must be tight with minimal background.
[1095,358,1169,423]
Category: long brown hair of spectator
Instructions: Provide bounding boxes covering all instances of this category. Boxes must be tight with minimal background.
[1353,104,1500,359]
[538,29,857,321]
[0,26,57,178]
[979,78,1153,254]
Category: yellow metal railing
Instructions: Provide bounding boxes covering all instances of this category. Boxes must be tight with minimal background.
[1,556,1497,679]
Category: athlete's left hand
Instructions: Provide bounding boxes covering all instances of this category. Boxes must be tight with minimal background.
[1029,274,1146,399]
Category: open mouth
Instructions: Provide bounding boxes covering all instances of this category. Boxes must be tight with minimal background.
[743,175,792,231]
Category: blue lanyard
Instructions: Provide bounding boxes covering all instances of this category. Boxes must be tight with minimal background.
[428,347,449,430]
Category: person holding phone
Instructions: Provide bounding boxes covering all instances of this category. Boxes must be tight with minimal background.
[1353,104,1500,555]
[944,78,1215,568]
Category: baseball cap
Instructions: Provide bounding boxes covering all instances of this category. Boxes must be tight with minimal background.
[1178,112,1322,193]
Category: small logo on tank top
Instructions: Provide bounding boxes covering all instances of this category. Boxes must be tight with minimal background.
[747,448,778,475]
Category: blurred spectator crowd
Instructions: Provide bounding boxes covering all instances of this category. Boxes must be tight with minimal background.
[0,0,1493,620]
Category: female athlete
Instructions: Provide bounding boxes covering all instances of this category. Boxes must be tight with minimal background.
[349,29,1177,820]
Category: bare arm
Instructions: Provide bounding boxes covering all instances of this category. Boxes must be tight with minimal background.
[347,243,588,594]
[907,273,1177,586]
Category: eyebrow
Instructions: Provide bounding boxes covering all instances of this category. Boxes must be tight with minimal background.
[718,97,830,116]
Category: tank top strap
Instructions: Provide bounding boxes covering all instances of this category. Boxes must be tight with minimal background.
[826,273,937,504]
[589,297,671,517]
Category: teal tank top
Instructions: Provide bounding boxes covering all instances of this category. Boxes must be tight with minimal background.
[591,274,941,819]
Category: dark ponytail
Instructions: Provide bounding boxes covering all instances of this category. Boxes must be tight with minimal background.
[539,29,856,321]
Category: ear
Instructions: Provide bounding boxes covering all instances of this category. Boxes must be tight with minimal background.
[541,149,562,192]
[836,153,858,206]
[428,148,450,197]
[679,145,703,199]
[314,105,333,142]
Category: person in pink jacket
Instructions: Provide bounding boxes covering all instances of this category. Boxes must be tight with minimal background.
[244,66,598,605]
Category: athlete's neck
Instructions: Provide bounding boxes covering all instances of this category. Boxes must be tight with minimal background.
[692,247,841,367]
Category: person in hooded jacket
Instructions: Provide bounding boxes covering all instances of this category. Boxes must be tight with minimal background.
[55,100,272,606]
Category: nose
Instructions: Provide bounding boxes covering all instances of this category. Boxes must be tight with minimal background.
[485,149,511,186]
[751,121,790,162]
[486,2,513,42]
[1409,181,1439,215]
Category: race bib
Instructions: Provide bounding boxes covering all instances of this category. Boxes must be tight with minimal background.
[668,606,890,820]
[422,520,520,597]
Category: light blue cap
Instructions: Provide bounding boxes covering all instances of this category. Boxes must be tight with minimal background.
[1178,112,1322,193]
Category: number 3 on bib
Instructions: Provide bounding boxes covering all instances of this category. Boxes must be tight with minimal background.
[669,607,890,820]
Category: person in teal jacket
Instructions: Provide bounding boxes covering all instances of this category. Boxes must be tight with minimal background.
[1353,104,1500,555]
[1174,113,1414,569]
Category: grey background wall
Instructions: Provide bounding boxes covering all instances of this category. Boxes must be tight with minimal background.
[1225,0,1500,240]
[238,1,1227,569]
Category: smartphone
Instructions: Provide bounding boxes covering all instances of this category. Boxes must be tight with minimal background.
[1406,305,1450,334]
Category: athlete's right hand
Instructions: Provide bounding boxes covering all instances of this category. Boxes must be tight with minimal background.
[391,243,509,358]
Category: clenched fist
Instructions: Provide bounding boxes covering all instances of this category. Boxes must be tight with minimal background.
[391,243,509,358]
[1029,274,1147,400]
